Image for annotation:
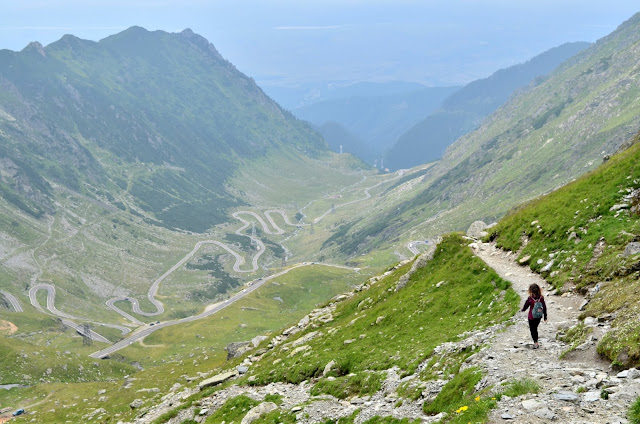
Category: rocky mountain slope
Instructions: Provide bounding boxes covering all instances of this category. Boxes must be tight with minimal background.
[384,41,590,170]
[335,12,640,257]
[0,27,328,232]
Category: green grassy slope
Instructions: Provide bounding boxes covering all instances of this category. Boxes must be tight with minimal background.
[488,134,640,366]
[243,235,518,411]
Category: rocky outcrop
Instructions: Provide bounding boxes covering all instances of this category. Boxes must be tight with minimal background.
[226,342,252,360]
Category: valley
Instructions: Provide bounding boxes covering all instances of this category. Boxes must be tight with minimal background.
[1,10,640,424]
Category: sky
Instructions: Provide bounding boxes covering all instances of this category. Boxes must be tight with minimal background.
[1,1,639,88]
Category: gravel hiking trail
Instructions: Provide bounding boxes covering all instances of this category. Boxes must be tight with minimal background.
[472,242,635,424]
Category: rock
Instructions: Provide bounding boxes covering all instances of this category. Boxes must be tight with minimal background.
[467,221,488,239]
[522,399,542,410]
[627,368,640,379]
[251,335,268,347]
[289,345,310,356]
[533,407,556,419]
[97,389,106,395]
[617,370,629,378]
[537,259,544,265]
[198,371,237,390]
[199,408,209,415]
[98,396,107,402]
[579,300,589,311]
[583,391,601,402]
[584,317,598,326]
[518,255,531,265]
[501,412,515,420]
[344,339,355,345]
[375,316,385,325]
[291,406,303,412]
[241,402,278,424]
[225,341,251,360]
[130,399,144,409]
[541,259,555,272]
[623,242,640,256]
[298,315,310,328]
[237,366,249,374]
[553,392,579,402]
[323,360,337,377]
[610,204,629,211]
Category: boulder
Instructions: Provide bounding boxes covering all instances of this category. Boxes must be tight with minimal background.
[198,371,237,390]
[623,242,640,256]
[241,402,278,424]
[130,399,144,409]
[628,368,640,379]
[323,360,337,377]
[467,221,488,239]
[226,341,251,360]
[251,335,268,347]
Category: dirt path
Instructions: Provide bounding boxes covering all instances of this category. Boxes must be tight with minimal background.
[471,242,637,424]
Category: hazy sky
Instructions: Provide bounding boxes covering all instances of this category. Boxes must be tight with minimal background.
[1,1,638,87]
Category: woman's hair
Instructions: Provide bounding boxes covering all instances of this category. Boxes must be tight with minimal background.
[528,283,542,298]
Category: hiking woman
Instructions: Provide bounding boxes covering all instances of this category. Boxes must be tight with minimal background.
[521,283,547,349]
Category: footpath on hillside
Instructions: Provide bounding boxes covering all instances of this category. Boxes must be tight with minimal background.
[472,241,639,424]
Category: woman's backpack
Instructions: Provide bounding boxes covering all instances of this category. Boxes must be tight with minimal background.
[532,296,544,319]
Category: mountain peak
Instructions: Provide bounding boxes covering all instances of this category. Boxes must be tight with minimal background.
[22,41,46,57]
[179,27,223,61]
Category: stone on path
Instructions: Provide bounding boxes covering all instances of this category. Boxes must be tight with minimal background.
[522,399,542,410]
[583,391,601,402]
[501,412,515,420]
[553,392,579,402]
[533,407,556,419]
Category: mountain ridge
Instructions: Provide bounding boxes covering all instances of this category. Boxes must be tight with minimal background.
[385,41,591,169]
[0,26,331,232]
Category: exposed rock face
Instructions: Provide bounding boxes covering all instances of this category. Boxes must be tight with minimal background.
[226,341,252,360]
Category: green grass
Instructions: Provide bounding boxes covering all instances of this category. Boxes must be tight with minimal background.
[501,378,541,397]
[557,323,593,359]
[629,396,640,424]
[245,233,518,393]
[203,394,259,423]
[423,367,497,423]
[310,372,385,399]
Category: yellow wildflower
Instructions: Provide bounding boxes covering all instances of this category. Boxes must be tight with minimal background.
[475,396,481,402]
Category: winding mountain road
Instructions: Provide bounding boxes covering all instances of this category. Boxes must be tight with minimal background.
[22,171,402,354]
[0,290,22,312]
[28,284,131,342]
[90,262,357,359]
